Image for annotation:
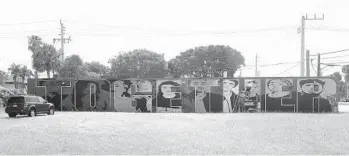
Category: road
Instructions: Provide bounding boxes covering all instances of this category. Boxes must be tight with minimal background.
[0,110,349,155]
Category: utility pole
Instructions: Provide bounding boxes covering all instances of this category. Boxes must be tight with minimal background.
[53,19,71,63]
[306,50,310,77]
[317,53,321,77]
[239,68,242,77]
[255,53,258,77]
[53,20,71,112]
[299,14,324,77]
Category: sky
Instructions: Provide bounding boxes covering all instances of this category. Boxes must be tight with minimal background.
[0,0,349,78]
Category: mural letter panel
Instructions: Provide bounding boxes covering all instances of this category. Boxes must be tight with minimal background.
[27,77,337,113]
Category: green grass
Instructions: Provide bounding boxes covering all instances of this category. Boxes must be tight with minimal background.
[1,112,349,155]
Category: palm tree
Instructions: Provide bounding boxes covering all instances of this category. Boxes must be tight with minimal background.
[28,36,60,79]
[19,65,33,91]
[8,63,21,89]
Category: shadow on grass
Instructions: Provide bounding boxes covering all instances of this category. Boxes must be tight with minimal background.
[0,113,49,120]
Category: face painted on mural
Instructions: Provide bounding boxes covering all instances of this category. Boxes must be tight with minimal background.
[266,79,293,98]
[223,79,237,93]
[137,80,152,92]
[161,84,176,98]
[301,82,323,94]
[114,81,131,100]
[268,79,292,92]
[190,79,207,94]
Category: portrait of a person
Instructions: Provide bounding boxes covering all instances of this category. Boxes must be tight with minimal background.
[189,79,223,113]
[223,79,239,113]
[154,80,182,112]
[297,79,332,113]
[262,79,296,112]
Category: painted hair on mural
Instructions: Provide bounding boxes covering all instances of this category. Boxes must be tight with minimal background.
[157,81,181,96]
[156,80,182,108]
[299,79,325,87]
[267,79,293,91]
[225,79,239,88]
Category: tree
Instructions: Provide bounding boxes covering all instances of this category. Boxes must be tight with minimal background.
[19,65,33,85]
[8,63,21,89]
[328,72,346,100]
[28,35,61,78]
[342,65,349,83]
[58,54,87,79]
[28,35,43,78]
[85,61,109,77]
[329,72,342,82]
[168,45,245,78]
[108,49,167,78]
[0,70,9,86]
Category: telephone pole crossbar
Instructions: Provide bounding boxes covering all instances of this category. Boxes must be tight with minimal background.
[53,19,71,63]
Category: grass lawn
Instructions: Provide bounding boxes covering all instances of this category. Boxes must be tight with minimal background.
[0,110,348,155]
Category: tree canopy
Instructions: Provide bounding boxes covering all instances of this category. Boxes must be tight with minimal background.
[168,45,245,78]
[85,61,110,77]
[58,54,87,79]
[108,49,167,78]
[28,35,61,78]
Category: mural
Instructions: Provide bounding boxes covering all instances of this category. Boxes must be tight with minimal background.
[188,79,222,113]
[27,77,338,113]
[243,79,261,112]
[297,78,335,113]
[132,80,155,112]
[74,80,111,111]
[262,78,296,112]
[222,79,239,113]
[155,79,182,113]
[35,80,73,111]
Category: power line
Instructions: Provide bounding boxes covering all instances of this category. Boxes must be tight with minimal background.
[311,54,349,60]
[273,64,300,76]
[71,27,295,36]
[321,61,349,66]
[65,20,296,35]
[0,34,55,39]
[306,27,349,32]
[310,49,349,56]
[0,28,60,36]
[0,20,56,27]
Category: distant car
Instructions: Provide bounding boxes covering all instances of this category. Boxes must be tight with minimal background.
[338,99,349,105]
[5,95,55,118]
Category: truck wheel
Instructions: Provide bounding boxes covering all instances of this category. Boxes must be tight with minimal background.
[48,107,55,115]
[28,108,36,117]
